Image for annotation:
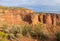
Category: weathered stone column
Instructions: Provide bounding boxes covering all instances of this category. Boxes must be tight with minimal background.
[46,14,52,27]
[31,14,39,25]
[52,15,56,27]
[43,14,47,24]
[50,14,56,32]
[38,14,43,23]
[40,14,43,23]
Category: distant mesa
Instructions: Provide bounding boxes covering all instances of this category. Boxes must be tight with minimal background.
[0,6,59,28]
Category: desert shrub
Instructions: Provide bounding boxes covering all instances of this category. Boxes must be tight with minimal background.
[56,22,60,27]
[0,32,8,38]
[55,32,60,41]
[0,24,11,33]
[30,23,48,40]
[0,32,8,41]
[0,24,23,40]
[7,25,23,40]
[22,24,32,37]
[9,26,21,36]
[0,23,48,41]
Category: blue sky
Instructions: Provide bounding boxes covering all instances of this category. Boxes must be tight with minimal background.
[0,0,60,13]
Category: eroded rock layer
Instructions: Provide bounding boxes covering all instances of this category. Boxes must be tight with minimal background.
[0,8,57,27]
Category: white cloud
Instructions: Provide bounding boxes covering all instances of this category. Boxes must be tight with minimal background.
[0,0,60,6]
[39,0,60,6]
[18,0,60,6]
[53,0,60,3]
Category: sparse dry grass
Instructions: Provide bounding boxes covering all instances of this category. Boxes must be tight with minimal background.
[0,23,60,41]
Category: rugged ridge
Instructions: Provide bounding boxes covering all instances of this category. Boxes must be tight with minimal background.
[0,6,57,27]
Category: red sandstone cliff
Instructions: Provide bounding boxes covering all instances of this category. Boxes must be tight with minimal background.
[0,6,60,41]
[0,6,57,27]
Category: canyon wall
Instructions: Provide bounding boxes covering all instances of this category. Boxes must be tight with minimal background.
[0,8,56,27]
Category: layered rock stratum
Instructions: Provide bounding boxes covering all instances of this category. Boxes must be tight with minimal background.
[0,6,59,27]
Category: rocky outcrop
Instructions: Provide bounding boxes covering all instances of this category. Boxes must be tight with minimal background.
[31,14,39,25]
[0,7,57,27]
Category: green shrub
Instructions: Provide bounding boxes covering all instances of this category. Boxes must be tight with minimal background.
[22,25,32,37]
[0,32,8,41]
[0,24,11,33]
[7,25,22,40]
[0,23,48,41]
[0,24,22,40]
[0,32,8,38]
[56,22,60,26]
[30,23,48,40]
[9,26,21,36]
[55,32,60,41]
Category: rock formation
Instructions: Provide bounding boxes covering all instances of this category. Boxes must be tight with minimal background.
[31,14,39,25]
[0,7,57,27]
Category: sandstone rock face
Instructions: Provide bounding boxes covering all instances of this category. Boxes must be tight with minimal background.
[22,14,32,24]
[31,14,39,25]
[0,14,24,25]
[38,14,43,23]
[0,8,56,27]
[0,9,33,25]
[46,14,52,27]
[52,15,56,27]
